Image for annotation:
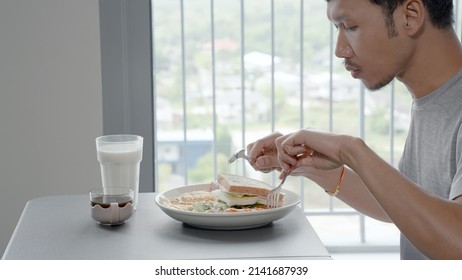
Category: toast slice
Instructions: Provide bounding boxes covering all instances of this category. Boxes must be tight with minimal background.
[217,173,273,196]
[215,173,284,206]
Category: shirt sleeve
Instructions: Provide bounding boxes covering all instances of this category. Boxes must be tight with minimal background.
[449,124,462,200]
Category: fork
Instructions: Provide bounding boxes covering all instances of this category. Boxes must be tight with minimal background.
[267,170,291,208]
[228,148,251,163]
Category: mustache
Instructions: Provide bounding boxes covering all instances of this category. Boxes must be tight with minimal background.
[343,60,360,71]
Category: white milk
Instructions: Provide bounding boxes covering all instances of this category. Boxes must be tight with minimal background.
[97,143,142,208]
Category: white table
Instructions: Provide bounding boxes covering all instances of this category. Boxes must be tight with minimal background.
[3,193,331,260]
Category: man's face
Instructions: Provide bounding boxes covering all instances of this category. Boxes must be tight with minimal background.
[327,0,408,90]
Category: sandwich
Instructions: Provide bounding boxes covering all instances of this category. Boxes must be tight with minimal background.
[213,173,284,209]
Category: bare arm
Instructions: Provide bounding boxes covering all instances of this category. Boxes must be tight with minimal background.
[278,130,462,259]
[309,167,391,222]
[247,132,391,222]
[346,138,462,259]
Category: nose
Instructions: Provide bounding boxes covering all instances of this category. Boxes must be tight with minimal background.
[334,31,353,59]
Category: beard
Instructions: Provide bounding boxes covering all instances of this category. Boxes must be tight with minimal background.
[364,74,395,91]
[344,60,396,91]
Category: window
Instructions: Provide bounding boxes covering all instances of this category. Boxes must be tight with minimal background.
[100,0,462,253]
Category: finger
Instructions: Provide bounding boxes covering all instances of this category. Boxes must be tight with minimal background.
[247,137,274,162]
[287,145,312,157]
[247,132,283,166]
[278,169,290,179]
[255,155,280,171]
[276,134,315,171]
[275,146,296,171]
[245,143,257,164]
[275,134,293,165]
[279,131,311,157]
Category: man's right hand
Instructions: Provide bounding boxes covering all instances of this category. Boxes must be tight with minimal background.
[246,132,285,173]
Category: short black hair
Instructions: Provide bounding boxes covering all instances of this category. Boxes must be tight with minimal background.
[370,0,454,29]
[327,0,454,37]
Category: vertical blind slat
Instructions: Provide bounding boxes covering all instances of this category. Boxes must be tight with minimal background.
[299,0,306,209]
[240,0,246,175]
[210,0,218,177]
[271,0,275,134]
[180,0,188,185]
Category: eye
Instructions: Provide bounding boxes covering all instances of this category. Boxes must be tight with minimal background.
[345,25,358,32]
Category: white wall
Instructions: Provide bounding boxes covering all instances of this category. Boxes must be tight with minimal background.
[0,0,102,256]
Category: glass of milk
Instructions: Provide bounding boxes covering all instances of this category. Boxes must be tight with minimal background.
[96,135,143,209]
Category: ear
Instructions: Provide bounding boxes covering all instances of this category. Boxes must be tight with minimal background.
[402,0,426,35]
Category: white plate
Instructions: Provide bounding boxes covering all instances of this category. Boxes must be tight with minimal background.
[155,184,301,230]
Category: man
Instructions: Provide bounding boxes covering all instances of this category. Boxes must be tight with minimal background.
[247,0,462,259]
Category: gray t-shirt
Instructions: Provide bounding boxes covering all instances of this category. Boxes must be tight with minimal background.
[398,68,462,259]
